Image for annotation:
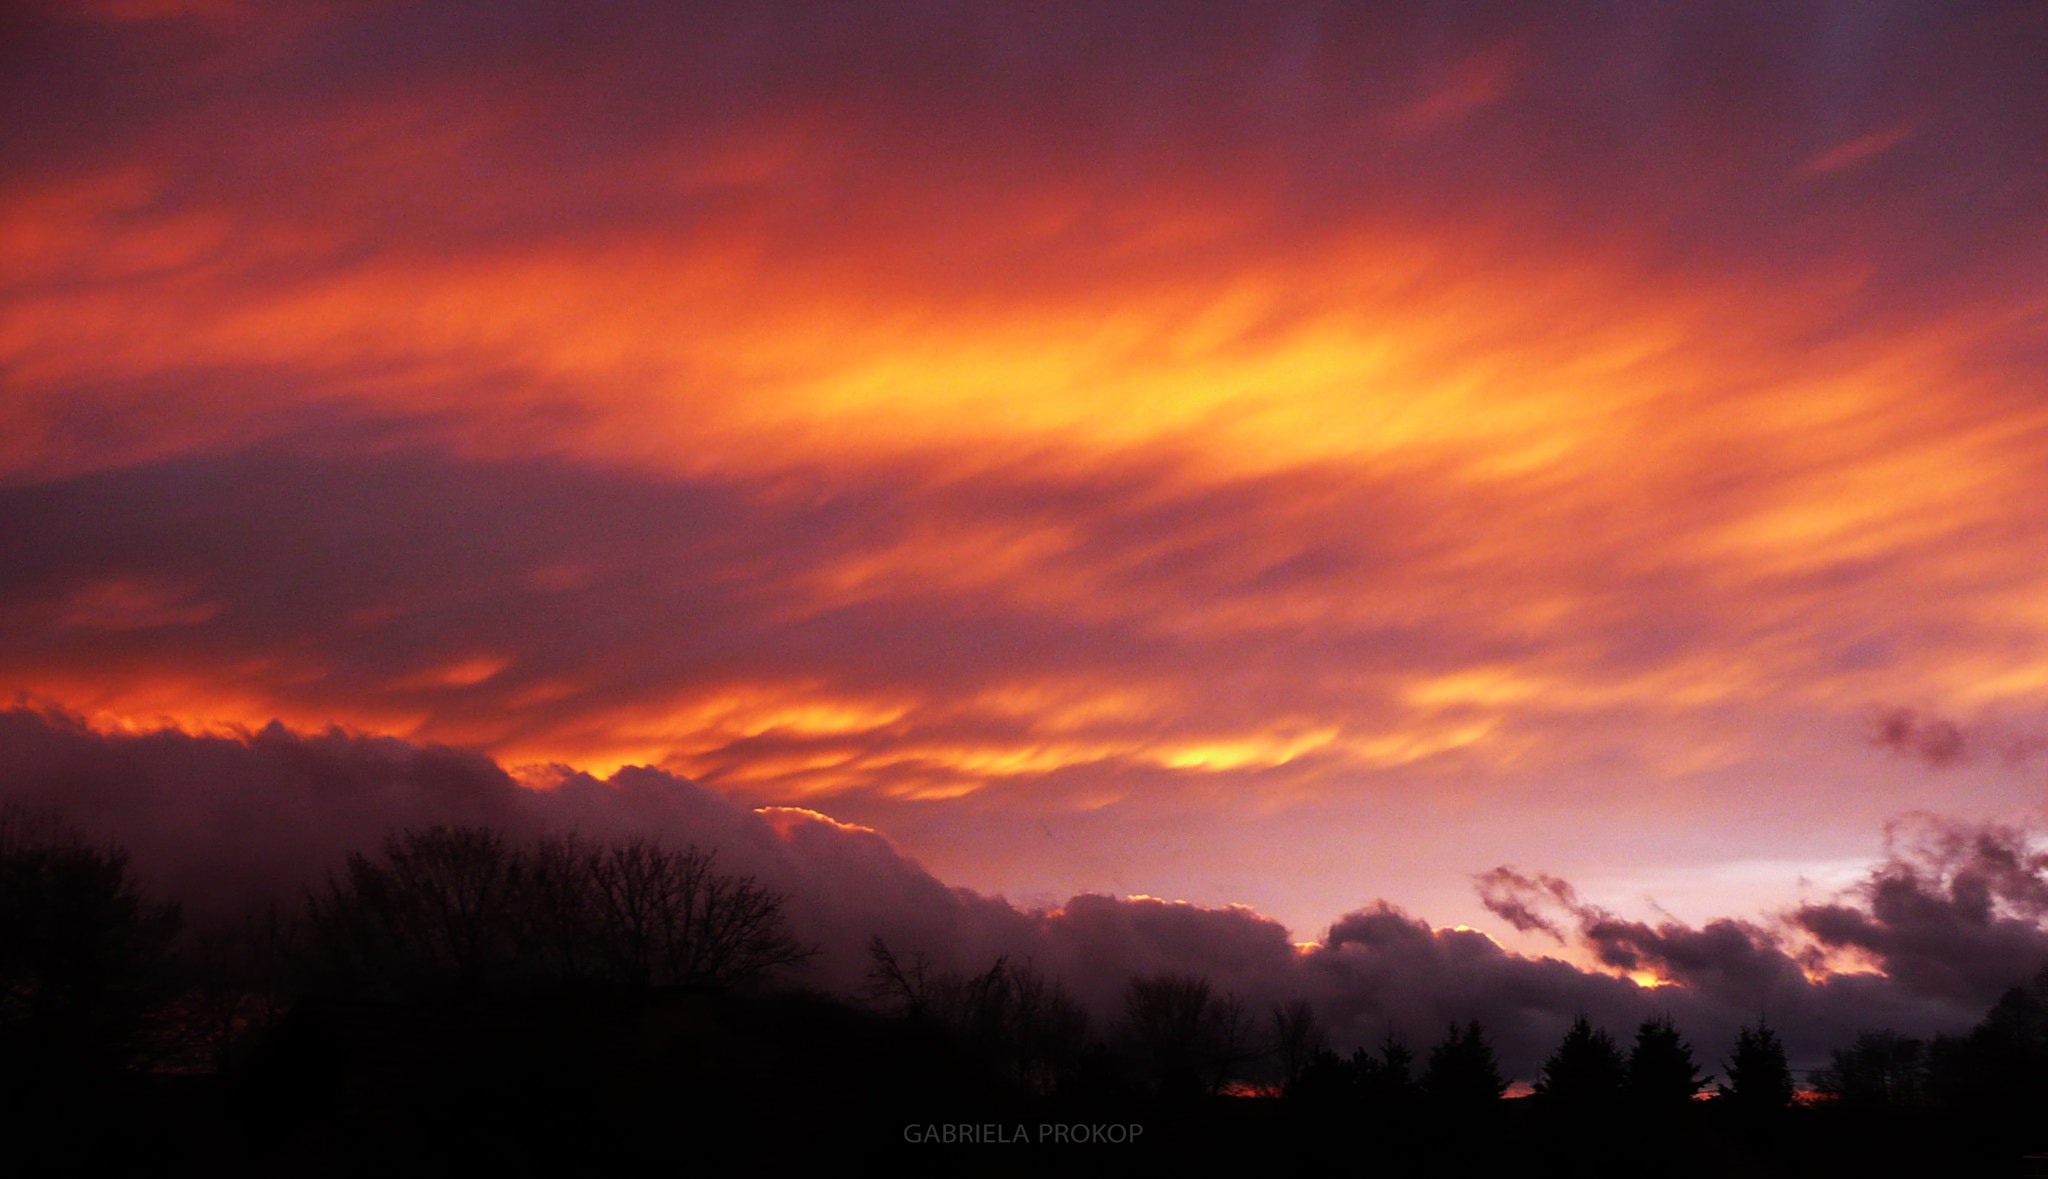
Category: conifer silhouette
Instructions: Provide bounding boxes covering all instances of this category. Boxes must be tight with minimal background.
[1533,1015,1625,1108]
[1420,1020,1506,1107]
[1627,1014,1708,1107]
[1718,1017,1793,1112]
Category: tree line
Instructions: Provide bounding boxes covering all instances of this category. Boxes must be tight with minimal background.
[1,815,813,1073]
[302,825,814,995]
[3,811,2046,1173]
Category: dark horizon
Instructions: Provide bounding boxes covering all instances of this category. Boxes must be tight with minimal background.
[4,715,2045,1175]
[2,705,2037,1083]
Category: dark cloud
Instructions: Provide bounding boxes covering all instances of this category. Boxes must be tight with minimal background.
[1868,706,2048,771]
[1793,815,2048,1002]
[1474,867,1579,942]
[2,708,2039,1077]
[1303,894,1975,1078]
[1872,707,1969,767]
[1480,866,1807,1006]
[1466,829,2048,1072]
[1311,902,1653,1074]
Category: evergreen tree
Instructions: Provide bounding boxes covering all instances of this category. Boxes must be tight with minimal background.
[1814,1030,1925,1108]
[1355,1029,1417,1107]
[1927,963,2048,1123]
[1718,1017,1794,1112]
[1628,1014,1708,1107]
[1287,1047,1356,1103]
[1534,1015,1626,1107]
[1420,1020,1506,1107]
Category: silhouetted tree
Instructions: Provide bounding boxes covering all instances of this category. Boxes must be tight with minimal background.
[583,839,810,988]
[304,825,523,993]
[957,954,1014,1046]
[1718,1017,1794,1113]
[1287,1047,1356,1103]
[1124,972,1255,1099]
[1123,972,1213,1098]
[1356,1028,1418,1107]
[168,905,298,1073]
[1006,957,1090,1094]
[863,938,1011,1032]
[1207,990,1255,1093]
[1926,963,2048,1129]
[1533,1015,1625,1109]
[0,807,179,1081]
[1814,1030,1926,1109]
[520,833,601,979]
[1628,1014,1708,1108]
[865,936,940,1020]
[1420,1020,1506,1108]
[864,939,1088,1092]
[1271,998,1327,1090]
[306,826,810,995]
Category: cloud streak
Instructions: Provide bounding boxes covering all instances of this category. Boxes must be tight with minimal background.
[4,1,2048,941]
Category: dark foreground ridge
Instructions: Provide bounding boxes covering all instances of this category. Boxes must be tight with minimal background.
[4,818,2046,1176]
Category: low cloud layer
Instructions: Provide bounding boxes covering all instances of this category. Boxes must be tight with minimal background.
[5,709,2039,1077]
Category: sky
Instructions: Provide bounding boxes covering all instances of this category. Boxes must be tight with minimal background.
[5,0,2048,1019]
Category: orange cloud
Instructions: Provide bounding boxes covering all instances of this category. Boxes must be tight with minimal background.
[4,0,2047,941]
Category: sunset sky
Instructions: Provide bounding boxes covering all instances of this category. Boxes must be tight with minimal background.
[6,0,2047,956]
